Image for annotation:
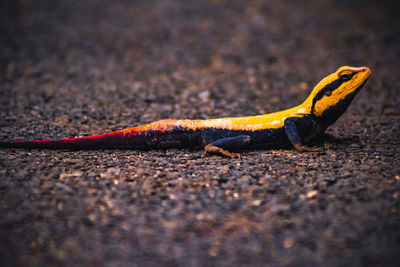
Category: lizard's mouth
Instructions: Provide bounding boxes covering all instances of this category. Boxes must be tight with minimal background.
[343,67,371,95]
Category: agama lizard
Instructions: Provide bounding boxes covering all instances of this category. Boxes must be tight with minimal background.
[0,66,371,157]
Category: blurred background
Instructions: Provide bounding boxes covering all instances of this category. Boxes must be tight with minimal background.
[0,0,399,266]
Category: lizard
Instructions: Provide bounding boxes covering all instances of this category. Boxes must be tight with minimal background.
[0,66,371,157]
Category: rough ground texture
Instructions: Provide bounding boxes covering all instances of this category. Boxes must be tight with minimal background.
[0,0,399,266]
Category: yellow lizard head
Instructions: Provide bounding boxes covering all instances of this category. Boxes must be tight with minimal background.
[308,66,371,123]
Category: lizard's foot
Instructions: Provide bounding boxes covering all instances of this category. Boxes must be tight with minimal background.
[204,144,240,158]
[293,144,323,152]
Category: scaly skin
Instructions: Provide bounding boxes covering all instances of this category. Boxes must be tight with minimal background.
[0,66,371,157]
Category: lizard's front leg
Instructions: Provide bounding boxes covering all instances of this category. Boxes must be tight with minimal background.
[284,117,323,152]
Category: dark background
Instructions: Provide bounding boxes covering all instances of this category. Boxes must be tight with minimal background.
[1,0,399,266]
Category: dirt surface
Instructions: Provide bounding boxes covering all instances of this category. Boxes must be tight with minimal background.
[0,0,399,266]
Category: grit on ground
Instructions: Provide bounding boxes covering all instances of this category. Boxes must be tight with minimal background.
[0,1,399,266]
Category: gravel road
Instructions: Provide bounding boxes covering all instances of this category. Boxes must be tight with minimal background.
[1,0,399,266]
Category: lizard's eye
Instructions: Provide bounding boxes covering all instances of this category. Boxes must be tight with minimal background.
[325,90,332,96]
[340,74,352,81]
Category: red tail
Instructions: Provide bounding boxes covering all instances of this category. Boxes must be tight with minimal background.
[0,132,134,149]
[0,120,188,150]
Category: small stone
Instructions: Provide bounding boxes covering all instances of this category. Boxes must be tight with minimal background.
[283,237,294,248]
[198,90,210,102]
[307,190,318,199]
